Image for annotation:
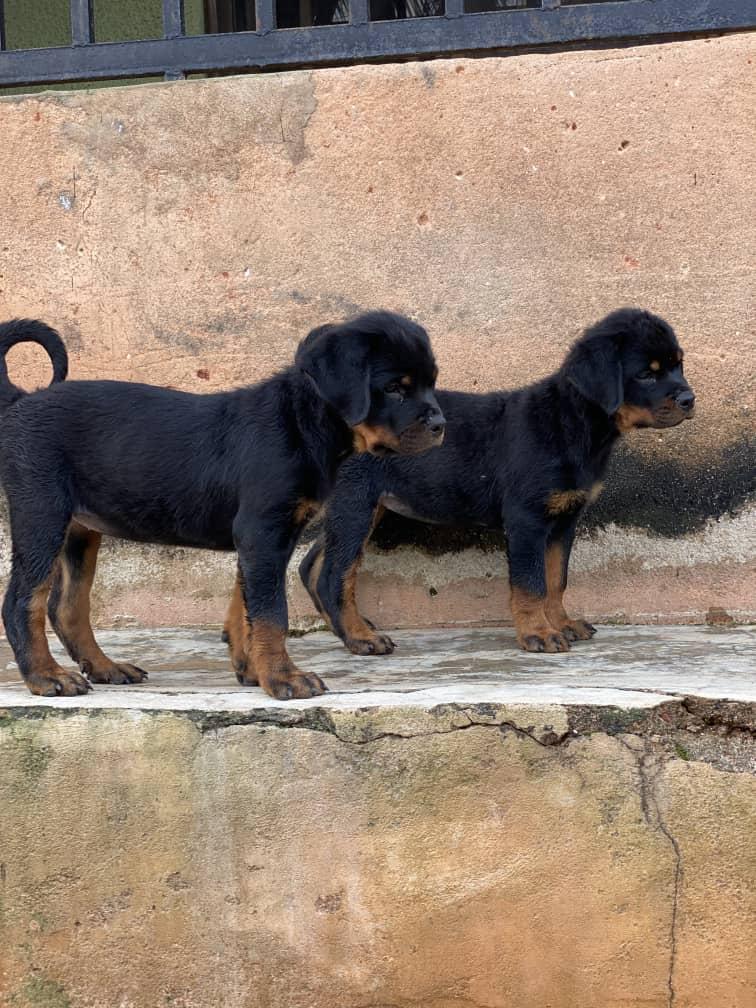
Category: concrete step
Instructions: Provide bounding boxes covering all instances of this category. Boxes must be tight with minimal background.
[1,626,754,1008]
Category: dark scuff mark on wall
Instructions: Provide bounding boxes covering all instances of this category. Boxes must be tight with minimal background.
[587,437,756,537]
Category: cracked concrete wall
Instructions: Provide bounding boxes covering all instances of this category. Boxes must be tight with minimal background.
[0,33,754,631]
[0,701,754,1007]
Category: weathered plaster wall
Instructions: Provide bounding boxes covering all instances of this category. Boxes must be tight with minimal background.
[0,697,755,1008]
[0,33,754,630]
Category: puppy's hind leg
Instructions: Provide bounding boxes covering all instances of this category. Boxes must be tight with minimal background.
[224,566,257,685]
[317,499,393,656]
[299,536,330,626]
[47,521,148,685]
[3,501,91,696]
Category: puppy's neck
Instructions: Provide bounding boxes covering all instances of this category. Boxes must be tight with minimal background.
[558,376,621,461]
[289,367,354,464]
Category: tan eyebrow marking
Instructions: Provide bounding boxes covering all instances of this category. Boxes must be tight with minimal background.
[400,375,413,387]
[650,360,661,372]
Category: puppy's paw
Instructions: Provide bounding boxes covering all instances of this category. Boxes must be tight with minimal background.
[258,662,328,700]
[27,665,93,696]
[561,619,596,642]
[235,664,259,687]
[346,632,395,656]
[519,630,571,654]
[81,660,147,685]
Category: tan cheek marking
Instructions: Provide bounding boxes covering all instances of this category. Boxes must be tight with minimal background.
[650,360,660,372]
[352,423,401,454]
[614,404,656,432]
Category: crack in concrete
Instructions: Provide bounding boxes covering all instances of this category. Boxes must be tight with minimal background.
[619,738,682,1008]
[80,184,97,222]
[558,683,687,699]
[185,705,571,749]
[4,698,754,772]
[681,696,756,737]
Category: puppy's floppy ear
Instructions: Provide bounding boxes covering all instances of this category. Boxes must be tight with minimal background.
[564,335,623,416]
[295,323,371,425]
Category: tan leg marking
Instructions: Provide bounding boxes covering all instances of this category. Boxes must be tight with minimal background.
[25,576,91,697]
[337,505,394,656]
[510,585,570,654]
[543,542,595,643]
[249,620,326,700]
[51,523,146,685]
[225,570,256,684]
[305,545,333,630]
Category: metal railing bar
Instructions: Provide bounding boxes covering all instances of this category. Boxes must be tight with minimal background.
[70,0,94,45]
[163,0,186,38]
[350,0,369,26]
[255,0,277,33]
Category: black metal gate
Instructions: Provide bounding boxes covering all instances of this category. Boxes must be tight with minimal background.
[0,0,753,88]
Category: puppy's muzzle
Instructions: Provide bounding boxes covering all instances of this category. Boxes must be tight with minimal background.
[653,390,696,428]
[398,410,446,455]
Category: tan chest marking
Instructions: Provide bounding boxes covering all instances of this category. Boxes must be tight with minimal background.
[293,499,321,525]
[546,482,603,516]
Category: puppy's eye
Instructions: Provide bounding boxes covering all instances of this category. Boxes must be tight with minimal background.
[384,381,404,396]
[637,370,656,382]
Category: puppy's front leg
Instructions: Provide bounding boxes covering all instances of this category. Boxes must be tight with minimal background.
[234,513,327,700]
[544,516,596,643]
[506,517,571,654]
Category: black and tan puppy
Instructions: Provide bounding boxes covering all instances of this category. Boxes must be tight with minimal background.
[0,312,444,699]
[300,308,695,655]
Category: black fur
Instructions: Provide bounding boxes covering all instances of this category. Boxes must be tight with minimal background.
[301,308,695,656]
[0,319,68,410]
[0,311,444,699]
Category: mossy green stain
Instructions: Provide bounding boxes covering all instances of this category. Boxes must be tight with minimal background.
[1,729,53,790]
[13,974,70,1008]
[30,910,49,932]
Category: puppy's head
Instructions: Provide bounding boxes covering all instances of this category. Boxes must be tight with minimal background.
[564,308,695,432]
[296,310,445,455]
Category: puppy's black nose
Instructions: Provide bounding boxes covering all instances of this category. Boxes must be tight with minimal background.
[425,410,446,436]
[676,390,695,411]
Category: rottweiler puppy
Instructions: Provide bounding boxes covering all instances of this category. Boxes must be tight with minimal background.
[300,308,695,655]
[0,312,444,699]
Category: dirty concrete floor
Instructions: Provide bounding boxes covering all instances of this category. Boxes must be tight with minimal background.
[0,624,753,710]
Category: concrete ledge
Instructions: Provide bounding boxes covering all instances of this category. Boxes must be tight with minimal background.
[1,627,754,1007]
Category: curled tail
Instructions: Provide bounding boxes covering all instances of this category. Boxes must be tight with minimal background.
[0,318,68,411]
